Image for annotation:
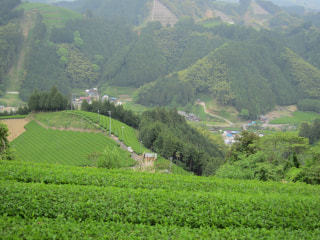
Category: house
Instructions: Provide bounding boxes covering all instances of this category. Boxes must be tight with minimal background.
[143,153,157,166]
[101,95,109,102]
[79,96,92,103]
[177,111,188,117]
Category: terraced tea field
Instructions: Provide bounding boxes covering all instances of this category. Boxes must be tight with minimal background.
[1,160,320,239]
[69,111,148,154]
[11,120,131,166]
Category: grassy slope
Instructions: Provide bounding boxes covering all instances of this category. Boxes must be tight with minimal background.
[11,112,189,174]
[16,2,82,29]
[269,111,320,124]
[11,120,131,166]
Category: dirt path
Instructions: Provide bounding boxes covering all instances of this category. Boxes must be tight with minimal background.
[197,101,233,126]
[1,119,29,141]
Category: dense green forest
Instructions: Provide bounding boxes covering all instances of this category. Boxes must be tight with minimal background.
[0,0,23,96]
[28,86,68,112]
[9,0,320,119]
[80,100,140,129]
[138,108,226,175]
[217,129,320,184]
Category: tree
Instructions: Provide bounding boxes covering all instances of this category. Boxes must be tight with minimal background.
[0,122,13,160]
[240,109,249,119]
[97,146,121,169]
[28,89,40,111]
[81,99,90,111]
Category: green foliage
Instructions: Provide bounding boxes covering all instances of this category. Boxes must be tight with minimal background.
[136,75,195,107]
[11,120,128,166]
[97,145,134,169]
[0,23,22,96]
[78,100,140,129]
[56,0,150,26]
[109,23,167,87]
[0,121,13,160]
[240,109,249,119]
[282,48,320,99]
[220,131,312,182]
[0,115,27,120]
[33,112,98,130]
[28,86,68,112]
[139,108,226,175]
[64,46,101,87]
[0,0,23,26]
[179,56,234,105]
[69,111,145,154]
[299,119,320,145]
[17,2,82,29]
[1,160,320,238]
[20,14,70,101]
[270,111,320,124]
[297,99,320,113]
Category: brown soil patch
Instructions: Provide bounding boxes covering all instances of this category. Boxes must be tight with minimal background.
[205,10,213,18]
[265,105,297,121]
[1,119,29,141]
[251,2,269,15]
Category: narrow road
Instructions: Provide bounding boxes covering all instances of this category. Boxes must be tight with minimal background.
[197,101,233,126]
[110,134,142,162]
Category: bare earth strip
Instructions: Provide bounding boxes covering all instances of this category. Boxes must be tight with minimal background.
[1,119,29,141]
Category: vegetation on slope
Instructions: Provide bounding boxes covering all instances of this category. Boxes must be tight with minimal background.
[138,108,226,175]
[0,0,23,96]
[16,2,82,29]
[11,120,133,167]
[218,128,320,184]
[1,160,320,238]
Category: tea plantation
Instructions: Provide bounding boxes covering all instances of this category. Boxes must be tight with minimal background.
[68,111,148,154]
[1,160,320,239]
[11,120,131,166]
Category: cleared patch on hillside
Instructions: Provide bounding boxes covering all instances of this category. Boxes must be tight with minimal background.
[150,0,178,26]
[1,119,29,141]
[265,105,297,121]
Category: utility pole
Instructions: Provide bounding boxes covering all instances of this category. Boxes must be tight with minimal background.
[140,140,143,155]
[108,111,111,135]
[122,126,124,142]
[98,109,100,125]
[71,94,76,110]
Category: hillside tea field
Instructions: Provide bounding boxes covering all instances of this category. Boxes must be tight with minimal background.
[11,120,131,166]
[1,161,320,239]
[69,111,148,154]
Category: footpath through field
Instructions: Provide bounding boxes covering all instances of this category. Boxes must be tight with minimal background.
[197,101,233,126]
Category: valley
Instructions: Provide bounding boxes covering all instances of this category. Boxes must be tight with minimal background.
[1,1,320,237]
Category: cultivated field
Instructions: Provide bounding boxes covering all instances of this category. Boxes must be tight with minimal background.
[0,160,320,239]
[11,120,132,166]
[69,111,149,154]
[269,111,320,125]
[17,2,82,29]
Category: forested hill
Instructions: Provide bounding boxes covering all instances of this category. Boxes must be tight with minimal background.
[0,0,23,96]
[2,0,320,119]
